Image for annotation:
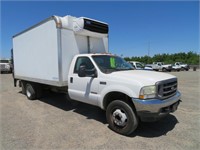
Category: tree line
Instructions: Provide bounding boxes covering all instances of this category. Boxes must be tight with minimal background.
[124,51,199,65]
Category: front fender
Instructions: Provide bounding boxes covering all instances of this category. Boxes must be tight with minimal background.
[98,84,139,109]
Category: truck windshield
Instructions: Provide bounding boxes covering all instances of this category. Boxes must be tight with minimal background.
[136,63,144,69]
[92,55,133,73]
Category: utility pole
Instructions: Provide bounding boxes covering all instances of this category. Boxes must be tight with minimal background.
[148,41,150,63]
[148,41,150,57]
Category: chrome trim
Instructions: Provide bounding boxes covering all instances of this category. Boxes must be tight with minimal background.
[132,91,181,113]
[156,78,177,99]
[163,87,177,94]
[15,75,67,87]
[164,83,177,89]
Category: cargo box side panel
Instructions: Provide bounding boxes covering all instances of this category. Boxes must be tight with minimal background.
[13,20,59,84]
[61,30,85,82]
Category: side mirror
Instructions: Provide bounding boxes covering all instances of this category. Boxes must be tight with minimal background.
[78,65,97,78]
[90,69,98,78]
[78,65,86,77]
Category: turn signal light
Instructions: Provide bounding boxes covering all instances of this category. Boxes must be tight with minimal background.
[139,95,144,99]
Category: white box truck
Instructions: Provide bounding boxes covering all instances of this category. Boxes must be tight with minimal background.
[13,15,181,135]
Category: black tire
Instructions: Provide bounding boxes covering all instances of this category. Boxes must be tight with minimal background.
[162,68,167,72]
[21,81,26,94]
[25,82,42,100]
[106,100,138,135]
[26,83,37,100]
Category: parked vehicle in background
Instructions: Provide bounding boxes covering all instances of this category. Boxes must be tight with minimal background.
[172,64,181,72]
[129,61,153,70]
[146,62,172,72]
[174,62,189,71]
[0,59,11,73]
[12,15,181,135]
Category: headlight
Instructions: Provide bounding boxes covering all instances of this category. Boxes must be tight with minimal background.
[139,85,156,99]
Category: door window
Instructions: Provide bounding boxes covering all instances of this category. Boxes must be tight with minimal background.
[74,57,94,74]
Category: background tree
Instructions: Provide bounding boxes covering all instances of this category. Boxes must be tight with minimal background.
[124,51,199,65]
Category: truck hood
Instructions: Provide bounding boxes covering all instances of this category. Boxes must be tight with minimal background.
[163,64,172,67]
[181,64,188,67]
[110,70,176,86]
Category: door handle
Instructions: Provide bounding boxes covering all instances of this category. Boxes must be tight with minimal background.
[70,77,73,83]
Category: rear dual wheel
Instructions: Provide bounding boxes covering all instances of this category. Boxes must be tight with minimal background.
[26,83,37,100]
[106,100,138,135]
[21,81,42,100]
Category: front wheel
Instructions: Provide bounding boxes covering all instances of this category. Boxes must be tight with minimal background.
[162,68,167,72]
[106,100,138,135]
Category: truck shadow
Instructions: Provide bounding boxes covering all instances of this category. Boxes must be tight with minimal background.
[130,115,179,138]
[29,92,178,138]
[38,92,107,124]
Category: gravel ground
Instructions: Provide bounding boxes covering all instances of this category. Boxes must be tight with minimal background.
[0,70,199,150]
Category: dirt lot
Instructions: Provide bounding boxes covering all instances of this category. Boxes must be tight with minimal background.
[0,70,199,150]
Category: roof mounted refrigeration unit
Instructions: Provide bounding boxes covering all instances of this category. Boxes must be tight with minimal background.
[73,17,109,37]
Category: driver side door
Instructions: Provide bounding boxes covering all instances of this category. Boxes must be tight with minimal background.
[68,56,99,106]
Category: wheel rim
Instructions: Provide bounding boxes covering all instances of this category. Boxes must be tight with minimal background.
[26,87,31,98]
[112,109,128,127]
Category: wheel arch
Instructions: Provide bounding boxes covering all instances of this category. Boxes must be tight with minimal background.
[102,91,136,111]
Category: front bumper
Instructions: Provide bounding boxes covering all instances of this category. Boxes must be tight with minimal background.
[0,68,11,72]
[132,91,181,122]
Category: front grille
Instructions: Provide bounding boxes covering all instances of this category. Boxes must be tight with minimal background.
[157,78,177,99]
[168,66,172,69]
[0,64,6,70]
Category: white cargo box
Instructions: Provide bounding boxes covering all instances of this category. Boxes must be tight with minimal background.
[13,15,108,86]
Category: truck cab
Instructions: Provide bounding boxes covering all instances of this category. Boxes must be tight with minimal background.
[174,62,189,71]
[0,59,11,73]
[129,61,153,70]
[147,62,172,72]
[68,54,181,135]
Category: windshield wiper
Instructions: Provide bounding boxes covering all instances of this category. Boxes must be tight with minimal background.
[115,68,133,71]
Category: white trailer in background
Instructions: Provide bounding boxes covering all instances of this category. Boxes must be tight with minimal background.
[13,15,181,136]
